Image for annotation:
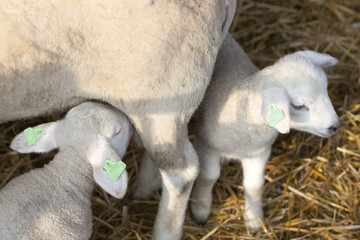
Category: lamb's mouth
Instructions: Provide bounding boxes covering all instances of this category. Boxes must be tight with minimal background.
[313,129,332,138]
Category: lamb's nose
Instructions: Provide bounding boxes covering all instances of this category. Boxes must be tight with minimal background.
[328,125,339,135]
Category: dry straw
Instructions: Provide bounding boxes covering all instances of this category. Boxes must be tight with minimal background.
[1,0,359,239]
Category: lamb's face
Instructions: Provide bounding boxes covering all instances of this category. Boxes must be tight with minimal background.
[102,108,134,159]
[284,62,339,137]
[59,102,133,199]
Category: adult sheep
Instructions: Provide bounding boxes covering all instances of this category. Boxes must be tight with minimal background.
[0,0,236,239]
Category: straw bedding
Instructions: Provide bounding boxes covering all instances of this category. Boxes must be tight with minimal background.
[0,0,359,239]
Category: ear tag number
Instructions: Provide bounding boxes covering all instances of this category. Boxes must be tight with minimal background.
[102,160,126,182]
[267,104,284,127]
[24,127,44,146]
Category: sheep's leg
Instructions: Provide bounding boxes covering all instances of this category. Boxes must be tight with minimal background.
[151,138,199,240]
[132,151,162,199]
[241,151,270,230]
[132,114,199,240]
[190,138,221,224]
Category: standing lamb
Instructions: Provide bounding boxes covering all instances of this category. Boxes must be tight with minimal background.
[188,34,340,229]
[0,102,133,240]
[0,1,236,238]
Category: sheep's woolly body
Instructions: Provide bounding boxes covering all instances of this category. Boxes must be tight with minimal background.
[0,148,93,240]
[0,1,237,238]
[0,0,235,123]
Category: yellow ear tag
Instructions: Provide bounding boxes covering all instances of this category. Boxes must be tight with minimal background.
[267,104,284,126]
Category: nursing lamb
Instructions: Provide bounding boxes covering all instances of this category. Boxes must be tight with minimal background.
[190,34,340,229]
[0,102,133,240]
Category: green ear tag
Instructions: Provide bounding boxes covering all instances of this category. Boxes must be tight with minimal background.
[322,54,332,66]
[267,104,284,127]
[24,127,44,146]
[102,160,126,182]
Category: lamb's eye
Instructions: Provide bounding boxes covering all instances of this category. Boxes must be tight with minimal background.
[114,126,122,135]
[291,104,309,111]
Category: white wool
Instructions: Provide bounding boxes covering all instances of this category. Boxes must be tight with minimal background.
[0,2,237,238]
[190,34,339,229]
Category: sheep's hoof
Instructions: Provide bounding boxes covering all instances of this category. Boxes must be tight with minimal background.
[190,201,211,225]
[131,181,156,200]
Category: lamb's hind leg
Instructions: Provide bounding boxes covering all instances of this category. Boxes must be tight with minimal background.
[132,114,199,240]
[190,138,221,225]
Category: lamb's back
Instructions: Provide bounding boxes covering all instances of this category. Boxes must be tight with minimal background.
[0,153,93,239]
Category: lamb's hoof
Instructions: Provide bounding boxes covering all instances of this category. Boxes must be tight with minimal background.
[190,202,211,225]
[246,217,264,231]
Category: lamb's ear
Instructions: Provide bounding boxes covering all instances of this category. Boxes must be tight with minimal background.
[261,86,290,134]
[10,123,58,153]
[86,139,128,199]
[293,50,338,68]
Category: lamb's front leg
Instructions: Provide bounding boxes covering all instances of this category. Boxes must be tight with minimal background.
[241,150,270,230]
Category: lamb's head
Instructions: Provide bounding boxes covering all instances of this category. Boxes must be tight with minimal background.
[10,102,134,199]
[58,102,133,158]
[261,50,339,137]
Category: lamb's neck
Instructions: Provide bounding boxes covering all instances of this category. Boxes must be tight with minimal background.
[239,72,279,139]
[44,147,94,199]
